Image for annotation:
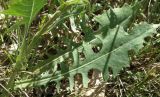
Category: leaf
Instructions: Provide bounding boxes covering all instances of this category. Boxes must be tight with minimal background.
[13,4,159,90]
[1,0,47,26]
[14,22,159,90]
[14,3,138,89]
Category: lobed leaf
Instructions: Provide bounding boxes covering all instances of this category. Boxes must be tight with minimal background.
[14,3,160,91]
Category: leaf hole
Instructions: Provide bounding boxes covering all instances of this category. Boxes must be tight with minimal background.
[74,73,82,85]
[60,78,69,90]
[88,69,94,79]
[57,64,61,71]
[92,46,101,53]
[88,69,101,86]
[92,22,99,31]
[79,52,86,61]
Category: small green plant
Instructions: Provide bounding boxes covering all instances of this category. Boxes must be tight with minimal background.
[0,0,159,96]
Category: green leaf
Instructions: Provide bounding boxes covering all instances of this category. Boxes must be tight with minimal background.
[2,0,47,26]
[13,3,160,91]
[14,22,159,90]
